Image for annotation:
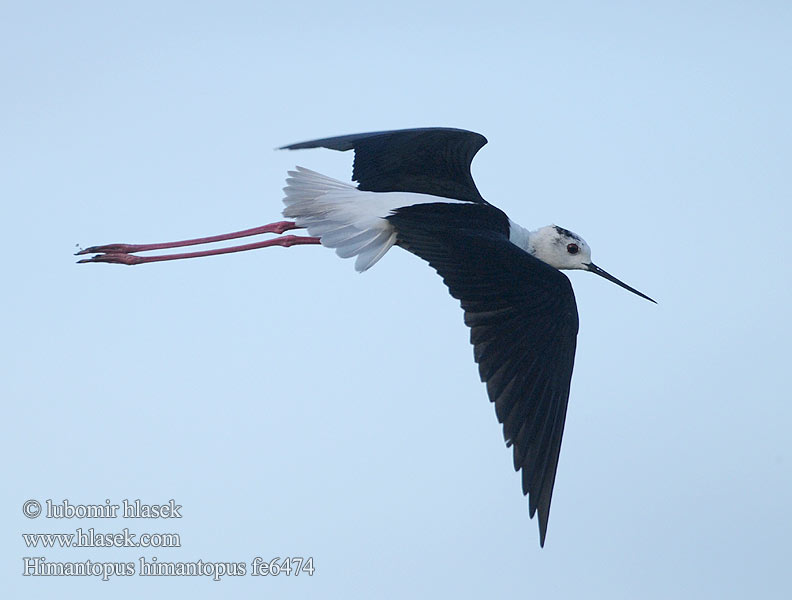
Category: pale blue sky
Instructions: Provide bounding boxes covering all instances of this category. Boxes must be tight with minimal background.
[3,1,791,598]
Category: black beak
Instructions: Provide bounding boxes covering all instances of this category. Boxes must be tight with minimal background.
[585,263,656,303]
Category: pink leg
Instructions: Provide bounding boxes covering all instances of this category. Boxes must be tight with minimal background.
[77,235,321,265]
[75,221,301,256]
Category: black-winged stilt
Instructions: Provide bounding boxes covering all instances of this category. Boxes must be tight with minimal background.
[78,127,655,546]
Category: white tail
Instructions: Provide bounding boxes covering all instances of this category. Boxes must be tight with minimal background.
[282,167,399,272]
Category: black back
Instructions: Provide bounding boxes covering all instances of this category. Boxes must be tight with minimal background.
[281,128,488,203]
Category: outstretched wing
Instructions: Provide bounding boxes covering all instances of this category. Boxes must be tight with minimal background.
[388,205,580,547]
[280,127,488,203]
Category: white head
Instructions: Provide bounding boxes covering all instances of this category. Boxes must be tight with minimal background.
[529,225,592,270]
[530,225,656,302]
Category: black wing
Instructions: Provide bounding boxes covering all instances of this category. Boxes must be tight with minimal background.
[388,205,579,547]
[280,127,488,203]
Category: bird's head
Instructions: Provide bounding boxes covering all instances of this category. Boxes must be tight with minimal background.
[530,225,592,270]
[531,225,656,303]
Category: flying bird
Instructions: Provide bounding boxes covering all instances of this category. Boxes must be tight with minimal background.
[78,127,655,546]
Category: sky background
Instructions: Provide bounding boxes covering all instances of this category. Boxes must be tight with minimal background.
[2,1,791,598]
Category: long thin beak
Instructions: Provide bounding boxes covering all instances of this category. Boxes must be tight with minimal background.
[585,263,656,303]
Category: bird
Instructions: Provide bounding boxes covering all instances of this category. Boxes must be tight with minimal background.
[77,127,655,546]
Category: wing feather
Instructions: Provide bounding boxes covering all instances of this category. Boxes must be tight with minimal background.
[388,205,579,547]
[281,127,488,203]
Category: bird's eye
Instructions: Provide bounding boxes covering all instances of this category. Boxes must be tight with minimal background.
[567,243,579,255]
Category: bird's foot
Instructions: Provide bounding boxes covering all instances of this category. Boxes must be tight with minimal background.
[76,252,145,265]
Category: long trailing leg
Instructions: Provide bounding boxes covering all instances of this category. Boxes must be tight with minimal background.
[78,235,321,265]
[77,220,321,266]
[76,221,300,256]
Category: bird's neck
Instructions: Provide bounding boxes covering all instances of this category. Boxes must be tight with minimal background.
[508,219,535,255]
